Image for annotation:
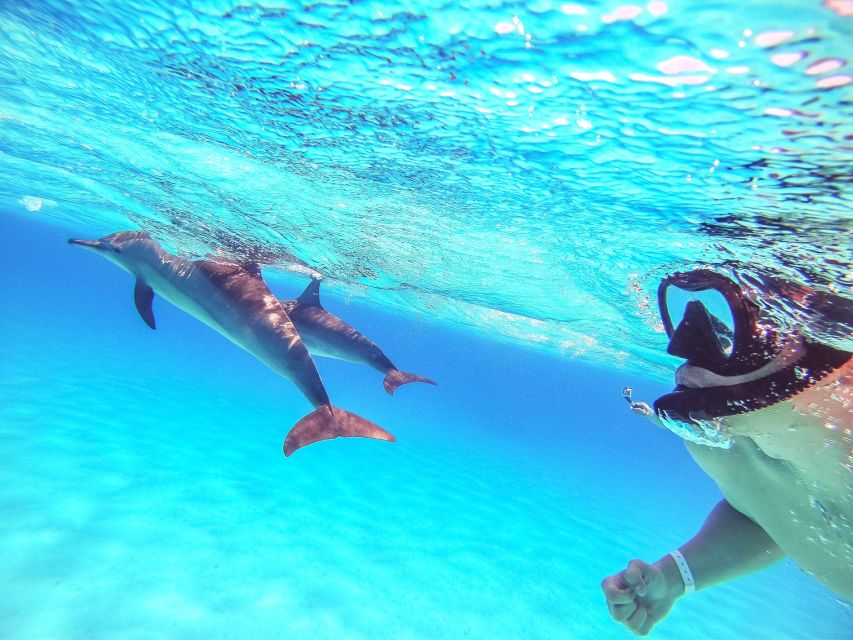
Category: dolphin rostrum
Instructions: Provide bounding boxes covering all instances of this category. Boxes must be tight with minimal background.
[280,279,436,394]
[69,231,394,456]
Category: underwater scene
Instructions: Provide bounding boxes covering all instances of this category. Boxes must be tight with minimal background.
[1,1,851,639]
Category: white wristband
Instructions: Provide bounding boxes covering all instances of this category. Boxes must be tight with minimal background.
[669,549,696,594]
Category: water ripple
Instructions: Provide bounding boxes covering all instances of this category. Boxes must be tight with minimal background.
[0,0,850,376]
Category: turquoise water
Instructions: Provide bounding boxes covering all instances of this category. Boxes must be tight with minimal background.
[1,1,852,638]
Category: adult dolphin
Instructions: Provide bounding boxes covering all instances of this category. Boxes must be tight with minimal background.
[69,230,393,456]
[280,279,436,394]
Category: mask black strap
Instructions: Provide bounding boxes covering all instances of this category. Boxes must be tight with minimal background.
[654,341,851,422]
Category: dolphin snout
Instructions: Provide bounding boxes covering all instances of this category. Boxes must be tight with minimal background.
[69,238,101,248]
[68,238,119,253]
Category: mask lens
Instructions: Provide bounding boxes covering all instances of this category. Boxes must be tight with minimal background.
[665,287,736,356]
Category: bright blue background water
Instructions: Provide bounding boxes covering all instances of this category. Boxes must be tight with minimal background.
[1,0,851,637]
[2,213,850,638]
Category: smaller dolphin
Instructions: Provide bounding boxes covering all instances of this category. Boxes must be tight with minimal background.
[280,279,436,395]
[69,231,394,456]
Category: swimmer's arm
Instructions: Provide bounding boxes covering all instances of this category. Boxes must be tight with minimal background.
[662,500,784,592]
[602,501,784,634]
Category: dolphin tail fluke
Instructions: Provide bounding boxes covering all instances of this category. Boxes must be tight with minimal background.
[383,370,438,395]
[283,405,395,457]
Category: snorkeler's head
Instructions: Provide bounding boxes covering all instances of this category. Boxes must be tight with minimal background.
[652,269,851,424]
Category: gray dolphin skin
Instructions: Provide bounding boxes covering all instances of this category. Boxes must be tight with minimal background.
[280,280,437,394]
[69,231,394,457]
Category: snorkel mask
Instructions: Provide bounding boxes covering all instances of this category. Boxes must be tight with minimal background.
[630,269,851,447]
[659,270,774,375]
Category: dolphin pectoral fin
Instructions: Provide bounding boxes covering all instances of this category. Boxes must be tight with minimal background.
[283,406,395,456]
[295,278,323,308]
[133,279,156,330]
[383,370,438,395]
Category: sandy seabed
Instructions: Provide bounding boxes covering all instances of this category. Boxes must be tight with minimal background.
[1,336,850,640]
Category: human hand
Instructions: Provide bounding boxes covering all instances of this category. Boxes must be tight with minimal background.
[629,401,654,416]
[601,559,680,636]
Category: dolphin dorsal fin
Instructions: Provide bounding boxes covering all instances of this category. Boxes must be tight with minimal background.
[243,261,262,279]
[134,279,156,330]
[296,279,323,308]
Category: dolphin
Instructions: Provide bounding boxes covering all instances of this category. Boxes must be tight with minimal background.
[69,231,394,456]
[279,279,437,394]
